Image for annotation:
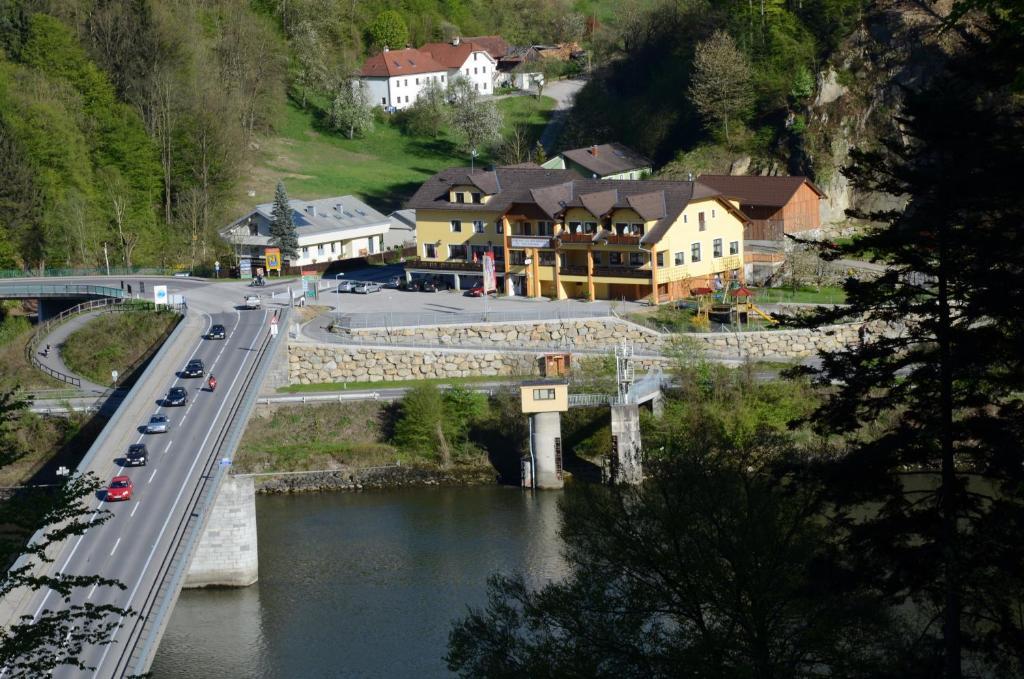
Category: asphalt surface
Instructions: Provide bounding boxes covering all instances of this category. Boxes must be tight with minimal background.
[0,276,280,677]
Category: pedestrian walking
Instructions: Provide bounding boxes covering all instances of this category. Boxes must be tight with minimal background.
[120,280,124,290]
[140,281,145,294]
[127,283,133,295]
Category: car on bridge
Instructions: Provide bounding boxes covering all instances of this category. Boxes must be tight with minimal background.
[165,387,188,407]
[207,324,227,340]
[145,414,169,433]
[106,476,134,501]
[125,443,148,467]
[183,358,205,378]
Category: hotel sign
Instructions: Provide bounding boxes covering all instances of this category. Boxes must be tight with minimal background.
[510,237,551,249]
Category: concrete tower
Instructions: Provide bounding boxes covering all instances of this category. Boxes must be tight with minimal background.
[520,379,568,489]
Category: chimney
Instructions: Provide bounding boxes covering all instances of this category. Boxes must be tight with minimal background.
[452,36,461,46]
[589,144,598,156]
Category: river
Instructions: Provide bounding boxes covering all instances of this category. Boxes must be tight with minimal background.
[151,486,567,678]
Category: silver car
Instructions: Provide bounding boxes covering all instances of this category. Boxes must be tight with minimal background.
[337,280,357,292]
[353,282,381,294]
[145,414,169,434]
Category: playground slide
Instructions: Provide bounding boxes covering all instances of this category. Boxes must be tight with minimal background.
[749,303,778,324]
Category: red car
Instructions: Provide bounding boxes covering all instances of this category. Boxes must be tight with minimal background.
[464,285,495,297]
[106,476,134,501]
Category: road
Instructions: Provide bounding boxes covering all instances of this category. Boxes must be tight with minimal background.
[0,276,282,677]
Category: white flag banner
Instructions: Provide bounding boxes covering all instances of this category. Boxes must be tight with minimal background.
[483,252,496,293]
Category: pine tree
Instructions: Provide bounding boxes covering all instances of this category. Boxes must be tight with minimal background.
[268,180,297,261]
[792,30,1024,678]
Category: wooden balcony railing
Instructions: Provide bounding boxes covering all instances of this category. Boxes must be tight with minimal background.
[413,259,483,272]
[557,232,595,243]
[560,265,650,279]
[603,234,641,245]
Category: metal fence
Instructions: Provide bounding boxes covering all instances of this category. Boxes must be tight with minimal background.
[0,283,127,299]
[330,307,616,329]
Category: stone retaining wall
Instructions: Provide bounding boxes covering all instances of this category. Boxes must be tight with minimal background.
[684,322,877,359]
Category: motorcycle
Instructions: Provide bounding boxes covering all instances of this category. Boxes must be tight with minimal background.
[208,376,217,392]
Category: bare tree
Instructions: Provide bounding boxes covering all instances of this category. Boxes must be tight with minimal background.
[108,183,139,269]
[499,124,531,165]
[291,20,328,108]
[688,30,753,143]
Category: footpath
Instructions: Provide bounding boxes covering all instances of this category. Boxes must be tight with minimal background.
[34,310,109,394]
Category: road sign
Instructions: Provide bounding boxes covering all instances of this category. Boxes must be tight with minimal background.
[153,285,168,305]
[265,248,281,272]
[239,257,252,279]
[220,458,231,467]
[57,466,70,477]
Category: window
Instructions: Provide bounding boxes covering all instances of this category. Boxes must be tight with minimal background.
[248,220,258,236]
[448,244,467,260]
[629,252,644,266]
[609,252,622,265]
[471,192,482,203]
[455,192,465,203]
[539,251,555,265]
[330,242,336,253]
[713,239,723,258]
[674,251,685,266]
[656,251,664,267]
[423,244,437,259]
[475,82,479,91]
[450,219,462,232]
[493,246,505,261]
[482,82,487,90]
[533,388,556,400]
[473,220,485,234]
[711,208,716,218]
[614,222,627,234]
[729,240,739,255]
[441,75,445,82]
[496,220,504,234]
[631,223,644,236]
[465,68,469,75]
[405,96,409,103]
[381,97,386,105]
[593,252,602,265]
[568,221,582,233]
[698,212,706,231]
[474,67,478,74]
[683,214,688,224]
[474,53,478,61]
[585,222,598,233]
[691,242,701,263]
[317,244,325,256]
[404,79,408,86]
[518,221,532,235]
[415,77,420,85]
[537,221,554,236]
[510,251,526,265]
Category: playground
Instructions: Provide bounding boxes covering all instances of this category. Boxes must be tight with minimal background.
[628,282,786,333]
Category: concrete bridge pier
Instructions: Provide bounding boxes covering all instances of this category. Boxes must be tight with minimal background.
[605,404,643,485]
[184,475,258,588]
[525,411,565,489]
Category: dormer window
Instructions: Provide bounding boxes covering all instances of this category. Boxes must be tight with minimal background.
[455,192,465,203]
[471,192,482,204]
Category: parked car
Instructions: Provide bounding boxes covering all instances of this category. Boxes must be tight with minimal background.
[383,275,402,288]
[420,279,438,293]
[242,295,261,309]
[207,324,227,340]
[337,280,357,292]
[183,358,205,378]
[353,282,382,294]
[106,476,134,501]
[165,387,188,407]
[398,279,421,292]
[146,414,169,434]
[125,443,148,467]
[464,284,496,297]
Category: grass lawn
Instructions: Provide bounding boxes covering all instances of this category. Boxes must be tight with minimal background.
[235,401,400,473]
[62,309,181,386]
[0,312,62,391]
[749,286,847,304]
[278,373,522,394]
[232,95,556,217]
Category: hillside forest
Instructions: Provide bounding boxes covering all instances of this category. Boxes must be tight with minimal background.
[0,0,923,272]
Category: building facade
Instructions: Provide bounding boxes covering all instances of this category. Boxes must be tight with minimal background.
[358,47,448,110]
[221,196,390,270]
[406,167,747,302]
[420,37,497,94]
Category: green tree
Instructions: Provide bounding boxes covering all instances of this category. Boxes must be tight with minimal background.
[0,389,132,675]
[447,441,903,678]
[393,382,447,462]
[448,77,503,153]
[268,180,298,260]
[793,29,1024,678]
[399,79,450,137]
[328,79,374,140]
[368,10,409,51]
[688,30,754,143]
[290,20,328,109]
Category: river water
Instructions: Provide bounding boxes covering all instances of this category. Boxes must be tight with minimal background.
[151,486,566,678]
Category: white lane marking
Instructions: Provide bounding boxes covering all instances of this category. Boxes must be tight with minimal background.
[163,440,173,453]
[93,314,266,675]
[27,314,226,625]
[110,538,121,556]
[87,585,97,600]
[147,469,158,484]
[130,503,140,518]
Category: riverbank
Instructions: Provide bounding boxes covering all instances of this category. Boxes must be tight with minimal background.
[246,463,498,494]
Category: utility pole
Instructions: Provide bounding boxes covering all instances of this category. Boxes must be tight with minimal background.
[102,242,110,276]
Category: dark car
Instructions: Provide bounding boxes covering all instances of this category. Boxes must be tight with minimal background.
[420,279,438,293]
[165,387,188,407]
[383,275,402,289]
[398,279,421,292]
[207,324,226,340]
[183,358,205,378]
[125,443,148,467]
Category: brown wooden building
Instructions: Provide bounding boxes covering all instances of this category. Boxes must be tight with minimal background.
[697,175,826,241]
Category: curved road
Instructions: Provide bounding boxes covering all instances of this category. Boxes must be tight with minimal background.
[0,277,282,677]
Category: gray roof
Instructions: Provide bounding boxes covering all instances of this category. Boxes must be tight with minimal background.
[251,196,388,237]
[560,143,652,178]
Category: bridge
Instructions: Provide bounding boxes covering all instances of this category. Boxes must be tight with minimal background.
[0,276,290,677]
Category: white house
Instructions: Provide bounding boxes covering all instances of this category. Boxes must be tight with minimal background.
[221,195,391,269]
[357,47,448,110]
[420,37,498,94]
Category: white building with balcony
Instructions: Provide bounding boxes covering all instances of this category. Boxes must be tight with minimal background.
[221,195,391,270]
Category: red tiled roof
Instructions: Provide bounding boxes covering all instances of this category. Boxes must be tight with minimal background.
[697,175,826,208]
[462,35,510,59]
[359,48,447,77]
[420,41,495,69]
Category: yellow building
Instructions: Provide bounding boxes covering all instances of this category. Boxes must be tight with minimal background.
[405,166,748,302]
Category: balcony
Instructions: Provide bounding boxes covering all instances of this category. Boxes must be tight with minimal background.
[557,232,595,244]
[602,234,641,246]
[559,265,650,280]
[413,260,483,272]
